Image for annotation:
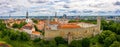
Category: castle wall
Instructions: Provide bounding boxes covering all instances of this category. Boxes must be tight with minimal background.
[44,25,99,40]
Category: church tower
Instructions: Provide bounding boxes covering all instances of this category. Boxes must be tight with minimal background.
[97,16,101,32]
[25,11,33,23]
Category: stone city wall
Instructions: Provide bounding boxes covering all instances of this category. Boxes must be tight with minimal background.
[44,25,99,40]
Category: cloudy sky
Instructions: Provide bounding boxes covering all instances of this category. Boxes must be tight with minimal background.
[0,0,120,16]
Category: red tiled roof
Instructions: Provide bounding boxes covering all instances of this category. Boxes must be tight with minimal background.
[36,21,45,30]
[38,21,45,24]
[21,23,33,30]
[58,23,80,29]
[32,31,41,35]
[50,21,59,24]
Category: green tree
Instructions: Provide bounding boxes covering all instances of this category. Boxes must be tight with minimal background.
[69,20,77,23]
[54,37,67,45]
[49,40,57,47]
[20,32,30,41]
[97,30,118,47]
[1,29,11,38]
[110,41,120,47]
[33,38,41,42]
[116,35,120,42]
[0,21,6,31]
[98,30,113,43]
[32,19,38,24]
[9,31,19,40]
[101,20,109,30]
[101,32,117,47]
[0,32,2,38]
[12,23,19,28]
[82,38,90,47]
[19,22,27,28]
[69,40,82,47]
[12,22,26,29]
[58,44,68,47]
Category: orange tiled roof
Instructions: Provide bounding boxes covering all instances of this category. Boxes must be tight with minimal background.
[25,23,32,26]
[58,23,80,29]
[21,23,33,30]
[36,25,44,30]
[36,21,45,30]
[32,31,41,35]
[38,21,45,24]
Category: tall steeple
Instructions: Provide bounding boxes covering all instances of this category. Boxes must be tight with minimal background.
[54,12,58,22]
[25,11,33,23]
[55,12,57,18]
[26,11,29,19]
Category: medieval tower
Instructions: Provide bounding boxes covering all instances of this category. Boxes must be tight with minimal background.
[97,16,101,32]
[68,32,73,44]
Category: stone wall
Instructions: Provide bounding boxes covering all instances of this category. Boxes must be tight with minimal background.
[44,25,99,40]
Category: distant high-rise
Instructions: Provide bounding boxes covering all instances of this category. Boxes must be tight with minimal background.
[9,13,11,18]
[63,14,67,19]
[75,15,80,20]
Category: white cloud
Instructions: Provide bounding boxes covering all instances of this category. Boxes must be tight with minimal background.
[0,0,120,16]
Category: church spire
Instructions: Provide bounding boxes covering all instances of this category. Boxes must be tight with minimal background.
[26,11,29,19]
[55,12,57,18]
